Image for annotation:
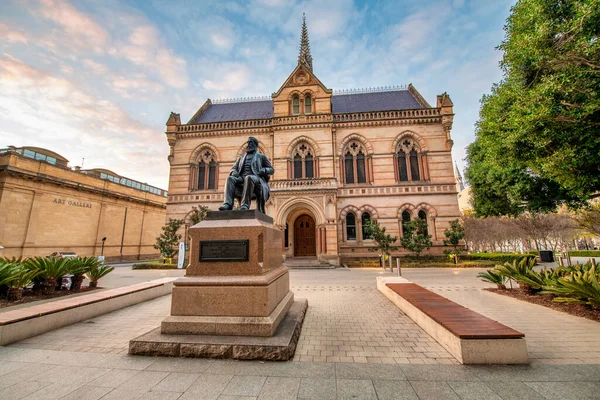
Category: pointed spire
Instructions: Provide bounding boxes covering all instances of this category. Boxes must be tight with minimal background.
[455,162,465,191]
[298,13,313,71]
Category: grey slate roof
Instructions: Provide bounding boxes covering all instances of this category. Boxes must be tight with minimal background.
[193,90,424,123]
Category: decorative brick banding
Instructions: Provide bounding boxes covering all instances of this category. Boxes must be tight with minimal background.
[386,283,524,339]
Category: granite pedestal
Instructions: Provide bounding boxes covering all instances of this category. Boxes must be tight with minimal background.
[130,210,307,360]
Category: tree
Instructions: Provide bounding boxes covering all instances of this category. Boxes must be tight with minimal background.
[154,218,184,260]
[188,205,208,226]
[573,205,600,236]
[466,0,599,216]
[443,219,465,263]
[363,221,399,262]
[400,219,432,257]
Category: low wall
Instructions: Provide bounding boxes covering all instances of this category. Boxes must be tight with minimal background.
[0,278,175,345]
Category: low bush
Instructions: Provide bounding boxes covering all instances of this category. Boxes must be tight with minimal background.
[569,250,600,257]
[465,253,536,263]
[132,263,180,270]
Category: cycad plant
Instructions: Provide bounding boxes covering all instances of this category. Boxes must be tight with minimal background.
[24,257,70,295]
[67,257,100,290]
[495,258,542,293]
[477,269,507,289]
[86,264,114,288]
[0,262,40,301]
[541,262,600,307]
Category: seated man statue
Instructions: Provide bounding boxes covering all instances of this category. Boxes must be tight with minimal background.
[219,137,274,213]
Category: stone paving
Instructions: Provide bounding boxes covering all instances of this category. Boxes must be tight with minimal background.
[2,268,600,399]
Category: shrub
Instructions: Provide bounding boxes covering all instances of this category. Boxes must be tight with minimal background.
[24,257,70,295]
[86,264,115,288]
[67,257,101,290]
[477,269,507,289]
[541,262,600,307]
[466,253,536,263]
[569,250,600,257]
[132,263,179,270]
[494,258,543,292]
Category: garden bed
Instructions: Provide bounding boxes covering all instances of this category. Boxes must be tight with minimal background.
[485,287,600,323]
[132,263,180,270]
[0,286,98,309]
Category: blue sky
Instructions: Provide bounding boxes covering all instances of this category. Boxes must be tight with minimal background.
[0,0,514,189]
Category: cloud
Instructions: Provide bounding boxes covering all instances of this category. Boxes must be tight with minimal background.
[82,59,109,75]
[0,54,168,186]
[32,0,109,52]
[109,73,165,100]
[0,23,28,43]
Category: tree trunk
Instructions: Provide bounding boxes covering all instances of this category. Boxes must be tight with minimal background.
[71,274,84,291]
[7,287,22,301]
[42,278,57,295]
[89,281,98,288]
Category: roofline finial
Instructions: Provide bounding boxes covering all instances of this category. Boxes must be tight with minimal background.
[298,12,313,72]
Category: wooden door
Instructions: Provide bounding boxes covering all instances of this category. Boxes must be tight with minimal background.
[294,215,316,257]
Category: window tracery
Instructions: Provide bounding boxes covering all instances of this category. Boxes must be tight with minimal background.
[343,140,369,184]
[290,142,316,179]
[192,149,218,191]
[395,137,423,182]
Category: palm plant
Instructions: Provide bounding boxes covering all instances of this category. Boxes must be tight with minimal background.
[541,262,600,307]
[86,264,114,288]
[0,263,40,301]
[67,257,100,290]
[477,269,507,289]
[495,258,542,293]
[24,257,70,295]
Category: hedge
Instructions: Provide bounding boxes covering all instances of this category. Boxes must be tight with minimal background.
[465,253,536,263]
[569,250,600,257]
[132,263,180,270]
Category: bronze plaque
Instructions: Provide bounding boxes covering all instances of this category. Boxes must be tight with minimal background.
[200,240,249,262]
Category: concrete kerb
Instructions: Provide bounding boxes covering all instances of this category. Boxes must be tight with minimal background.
[376,276,529,365]
[0,278,175,345]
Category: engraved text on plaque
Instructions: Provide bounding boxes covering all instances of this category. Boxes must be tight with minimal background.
[200,240,249,262]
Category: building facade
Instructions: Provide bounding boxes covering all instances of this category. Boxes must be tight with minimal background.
[165,19,461,265]
[0,146,167,260]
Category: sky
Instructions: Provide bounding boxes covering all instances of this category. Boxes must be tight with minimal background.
[0,0,515,189]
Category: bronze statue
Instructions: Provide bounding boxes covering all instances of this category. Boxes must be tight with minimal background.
[219,137,274,213]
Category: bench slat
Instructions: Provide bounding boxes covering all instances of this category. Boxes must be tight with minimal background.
[386,283,524,339]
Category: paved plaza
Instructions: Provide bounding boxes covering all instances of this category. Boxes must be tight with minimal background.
[1,267,600,399]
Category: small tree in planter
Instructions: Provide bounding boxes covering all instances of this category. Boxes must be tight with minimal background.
[364,221,399,264]
[0,263,40,301]
[24,257,70,295]
[67,257,101,291]
[155,218,184,261]
[400,219,432,257]
[443,219,465,264]
[86,264,115,288]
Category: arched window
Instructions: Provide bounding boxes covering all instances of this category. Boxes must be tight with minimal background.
[361,212,371,240]
[418,210,428,236]
[196,149,218,190]
[343,141,369,184]
[292,95,300,115]
[401,210,411,236]
[293,154,302,179]
[410,150,420,181]
[290,142,317,179]
[396,138,423,182]
[305,153,314,178]
[304,95,312,114]
[346,213,357,240]
[397,151,408,181]
[344,152,354,183]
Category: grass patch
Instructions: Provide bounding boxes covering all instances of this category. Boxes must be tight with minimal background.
[569,250,600,257]
[132,263,180,270]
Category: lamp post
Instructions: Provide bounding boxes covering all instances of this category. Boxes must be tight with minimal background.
[101,237,106,256]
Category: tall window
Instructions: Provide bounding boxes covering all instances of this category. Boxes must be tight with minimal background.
[361,212,371,240]
[196,150,217,190]
[304,95,312,114]
[346,213,357,240]
[292,95,300,115]
[401,211,411,236]
[397,151,408,181]
[396,138,423,182]
[418,210,428,236]
[290,142,316,179]
[343,141,369,184]
[284,223,289,248]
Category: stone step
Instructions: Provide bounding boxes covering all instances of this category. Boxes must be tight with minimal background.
[284,263,336,269]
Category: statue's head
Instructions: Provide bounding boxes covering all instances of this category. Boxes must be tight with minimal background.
[247,137,258,153]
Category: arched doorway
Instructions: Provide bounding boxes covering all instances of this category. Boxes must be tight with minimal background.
[294,214,316,256]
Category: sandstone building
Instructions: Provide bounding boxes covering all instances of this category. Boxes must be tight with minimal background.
[0,146,167,260]
[165,17,461,265]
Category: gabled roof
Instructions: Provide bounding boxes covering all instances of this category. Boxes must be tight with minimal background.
[331,90,424,114]
[190,89,426,123]
[195,101,273,123]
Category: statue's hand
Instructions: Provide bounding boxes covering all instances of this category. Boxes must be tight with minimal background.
[231,170,239,178]
[259,168,268,178]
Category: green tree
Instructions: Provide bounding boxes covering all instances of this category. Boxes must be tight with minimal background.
[363,221,399,262]
[188,205,208,226]
[400,219,432,257]
[466,0,599,216]
[154,218,184,259]
[443,219,465,264]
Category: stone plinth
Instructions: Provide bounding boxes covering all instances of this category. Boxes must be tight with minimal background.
[130,210,307,360]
